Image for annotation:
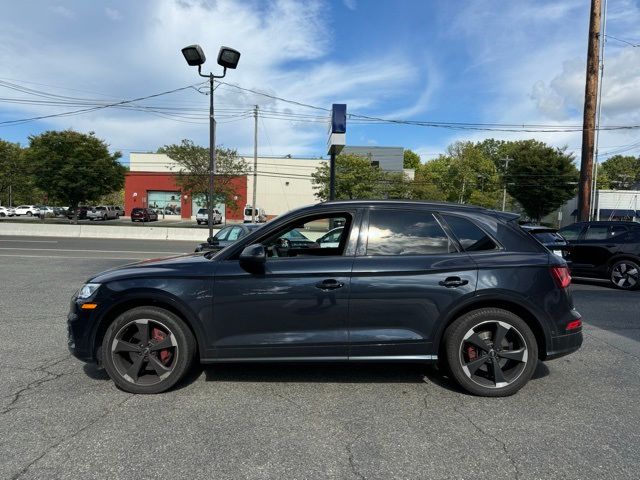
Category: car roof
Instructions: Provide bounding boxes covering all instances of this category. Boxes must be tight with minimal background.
[300,200,520,221]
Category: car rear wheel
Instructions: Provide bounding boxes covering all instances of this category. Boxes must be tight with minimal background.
[26,211,32,216]
[101,306,196,394]
[444,308,538,397]
[610,260,640,290]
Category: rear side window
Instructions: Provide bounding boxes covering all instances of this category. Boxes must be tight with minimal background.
[366,210,455,256]
[610,225,628,237]
[442,215,498,252]
[585,225,609,240]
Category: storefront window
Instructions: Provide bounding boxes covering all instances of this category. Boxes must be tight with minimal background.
[148,191,181,215]
[192,194,225,221]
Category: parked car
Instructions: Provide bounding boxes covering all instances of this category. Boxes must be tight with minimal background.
[317,226,344,248]
[194,223,264,252]
[34,205,55,217]
[87,206,119,221]
[559,220,640,290]
[243,205,267,223]
[130,207,158,222]
[196,208,222,225]
[52,206,68,217]
[14,205,41,216]
[68,200,582,396]
[0,206,15,217]
[66,206,92,220]
[520,225,568,258]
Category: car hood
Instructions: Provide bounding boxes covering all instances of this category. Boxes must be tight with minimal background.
[89,253,214,283]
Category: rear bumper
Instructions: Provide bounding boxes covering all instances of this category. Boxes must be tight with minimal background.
[545,330,583,360]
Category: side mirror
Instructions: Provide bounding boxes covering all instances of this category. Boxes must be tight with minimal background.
[239,243,266,273]
[207,236,219,245]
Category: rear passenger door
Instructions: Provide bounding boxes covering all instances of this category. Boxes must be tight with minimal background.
[348,208,481,359]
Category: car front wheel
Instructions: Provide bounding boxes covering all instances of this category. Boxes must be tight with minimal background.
[101,306,196,394]
[610,260,640,290]
[444,308,538,397]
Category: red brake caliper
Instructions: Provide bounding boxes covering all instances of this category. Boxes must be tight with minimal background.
[466,346,478,361]
[151,327,171,364]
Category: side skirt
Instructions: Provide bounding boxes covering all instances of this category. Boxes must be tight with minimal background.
[200,355,438,364]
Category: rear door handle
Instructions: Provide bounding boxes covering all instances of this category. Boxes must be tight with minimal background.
[439,277,469,288]
[315,279,344,290]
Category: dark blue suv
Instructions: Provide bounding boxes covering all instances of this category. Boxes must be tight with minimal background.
[68,201,582,396]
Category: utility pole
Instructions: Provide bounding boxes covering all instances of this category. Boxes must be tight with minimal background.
[502,157,511,212]
[577,0,602,222]
[252,105,258,223]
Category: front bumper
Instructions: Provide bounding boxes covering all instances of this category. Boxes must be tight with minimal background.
[67,301,98,363]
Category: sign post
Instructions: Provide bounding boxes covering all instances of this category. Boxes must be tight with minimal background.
[327,104,346,201]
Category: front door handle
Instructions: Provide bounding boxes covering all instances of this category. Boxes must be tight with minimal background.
[439,277,469,288]
[315,279,344,290]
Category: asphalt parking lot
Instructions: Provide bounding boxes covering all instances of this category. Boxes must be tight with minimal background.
[1,237,639,480]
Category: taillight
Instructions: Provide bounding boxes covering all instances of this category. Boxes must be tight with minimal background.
[566,319,582,331]
[550,265,571,289]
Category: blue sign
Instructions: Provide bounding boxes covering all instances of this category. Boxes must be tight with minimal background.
[331,104,347,134]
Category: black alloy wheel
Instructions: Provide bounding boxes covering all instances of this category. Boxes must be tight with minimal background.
[102,307,195,394]
[445,308,538,397]
[610,260,640,290]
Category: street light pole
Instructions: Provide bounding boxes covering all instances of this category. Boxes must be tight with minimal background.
[182,44,240,244]
[196,66,225,244]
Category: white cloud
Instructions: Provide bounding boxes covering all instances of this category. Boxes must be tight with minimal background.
[343,0,357,10]
[105,7,122,21]
[49,5,74,18]
[0,0,425,157]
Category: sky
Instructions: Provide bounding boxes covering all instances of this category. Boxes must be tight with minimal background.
[1,0,639,165]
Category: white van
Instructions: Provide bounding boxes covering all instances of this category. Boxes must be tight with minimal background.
[243,205,266,223]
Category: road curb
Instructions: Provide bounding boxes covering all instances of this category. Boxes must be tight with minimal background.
[0,222,205,241]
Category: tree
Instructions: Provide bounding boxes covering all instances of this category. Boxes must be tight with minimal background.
[158,140,247,209]
[597,155,640,189]
[0,140,34,206]
[505,140,578,221]
[26,130,125,223]
[415,141,500,208]
[311,154,382,201]
[403,149,421,170]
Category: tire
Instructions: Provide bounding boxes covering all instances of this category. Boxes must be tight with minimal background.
[103,215,107,221]
[101,306,196,394]
[609,259,640,290]
[444,308,538,397]
[0,213,5,217]
[27,211,32,217]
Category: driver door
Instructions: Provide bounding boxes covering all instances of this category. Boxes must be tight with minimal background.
[210,210,359,359]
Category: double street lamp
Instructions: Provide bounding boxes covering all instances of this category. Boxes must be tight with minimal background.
[181,44,241,243]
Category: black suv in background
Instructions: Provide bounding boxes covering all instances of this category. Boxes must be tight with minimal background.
[68,201,582,397]
[559,221,640,290]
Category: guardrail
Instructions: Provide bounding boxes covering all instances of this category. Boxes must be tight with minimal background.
[0,222,205,241]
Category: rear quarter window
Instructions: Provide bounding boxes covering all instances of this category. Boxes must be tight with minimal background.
[441,215,499,252]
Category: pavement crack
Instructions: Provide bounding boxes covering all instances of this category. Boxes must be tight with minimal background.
[452,404,521,480]
[1,355,72,414]
[345,436,366,480]
[11,394,134,480]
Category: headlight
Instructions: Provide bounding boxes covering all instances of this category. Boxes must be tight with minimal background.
[78,283,101,299]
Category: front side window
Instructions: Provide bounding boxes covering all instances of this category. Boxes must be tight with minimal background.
[442,215,498,251]
[259,214,351,258]
[215,227,232,241]
[366,210,454,256]
[227,226,244,241]
[559,224,583,241]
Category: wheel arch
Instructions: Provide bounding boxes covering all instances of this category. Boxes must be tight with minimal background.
[91,293,204,365]
[606,254,640,271]
[435,296,549,360]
